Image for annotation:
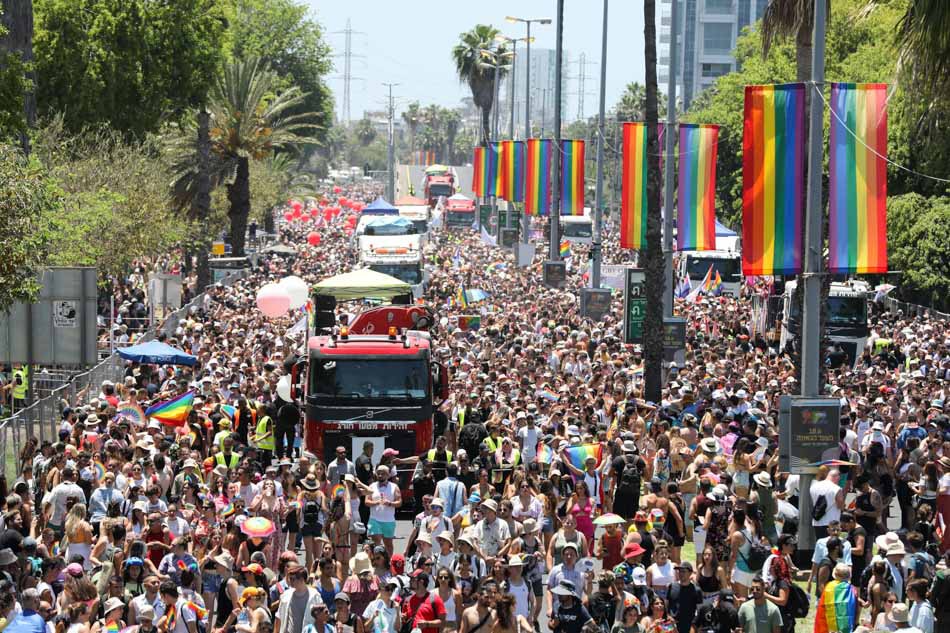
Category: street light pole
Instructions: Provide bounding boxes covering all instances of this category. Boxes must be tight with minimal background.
[591,0,608,289]
[662,0,678,316]
[549,0,564,261]
[508,39,516,231]
[383,82,399,202]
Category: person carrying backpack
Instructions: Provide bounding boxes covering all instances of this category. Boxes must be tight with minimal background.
[611,441,643,521]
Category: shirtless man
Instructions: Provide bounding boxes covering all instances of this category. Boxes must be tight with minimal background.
[641,479,685,548]
[459,579,497,633]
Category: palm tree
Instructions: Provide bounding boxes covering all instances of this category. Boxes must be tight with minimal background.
[890,1,950,101]
[642,0,664,402]
[452,24,508,145]
[762,0,816,81]
[443,109,461,164]
[402,101,422,154]
[354,117,377,146]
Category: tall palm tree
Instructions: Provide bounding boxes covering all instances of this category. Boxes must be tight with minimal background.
[443,109,461,164]
[762,0,816,81]
[642,0,664,402]
[890,1,950,101]
[402,101,422,154]
[452,24,508,145]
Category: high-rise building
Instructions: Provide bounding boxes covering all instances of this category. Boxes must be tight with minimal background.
[508,48,570,137]
[659,0,768,110]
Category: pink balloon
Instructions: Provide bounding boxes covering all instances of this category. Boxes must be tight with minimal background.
[338,196,347,206]
[291,201,302,213]
[307,232,321,246]
[333,186,342,194]
[283,211,294,222]
[256,283,291,318]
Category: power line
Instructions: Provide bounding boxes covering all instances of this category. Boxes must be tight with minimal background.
[331,18,366,126]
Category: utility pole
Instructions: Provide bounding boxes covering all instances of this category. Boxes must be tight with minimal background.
[798,0,829,558]
[571,53,597,122]
[332,19,366,127]
[662,0,678,316]
[491,54,502,241]
[383,82,399,201]
[549,0,564,260]
[508,40,517,231]
[591,0,608,288]
[540,89,547,137]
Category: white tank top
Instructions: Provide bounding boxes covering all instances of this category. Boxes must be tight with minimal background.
[440,590,457,622]
[505,579,531,619]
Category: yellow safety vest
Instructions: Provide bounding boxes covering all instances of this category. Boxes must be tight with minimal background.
[11,368,27,400]
[427,448,452,463]
[484,436,501,452]
[255,416,275,451]
[215,452,239,470]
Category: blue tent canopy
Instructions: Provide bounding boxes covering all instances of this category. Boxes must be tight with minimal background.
[365,216,412,228]
[715,220,737,237]
[118,341,197,366]
[362,197,399,215]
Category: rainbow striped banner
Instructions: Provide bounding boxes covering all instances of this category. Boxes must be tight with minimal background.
[741,84,805,276]
[829,83,888,274]
[535,443,554,464]
[559,139,585,215]
[500,140,525,202]
[563,443,604,470]
[472,146,485,197]
[814,580,858,633]
[144,390,194,427]
[621,123,648,249]
[486,142,503,197]
[525,139,553,216]
[677,124,719,251]
[413,150,435,165]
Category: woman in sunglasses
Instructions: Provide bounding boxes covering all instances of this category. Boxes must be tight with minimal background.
[434,567,462,633]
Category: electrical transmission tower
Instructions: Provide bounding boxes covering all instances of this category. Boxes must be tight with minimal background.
[571,53,597,121]
[332,18,366,126]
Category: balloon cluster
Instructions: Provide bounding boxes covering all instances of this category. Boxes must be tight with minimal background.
[255,275,309,319]
[282,197,363,225]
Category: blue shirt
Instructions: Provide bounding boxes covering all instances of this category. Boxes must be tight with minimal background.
[5,610,46,633]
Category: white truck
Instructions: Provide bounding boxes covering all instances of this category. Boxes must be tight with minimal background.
[561,208,593,245]
[677,234,743,297]
[780,278,870,366]
[358,234,426,299]
[397,202,431,245]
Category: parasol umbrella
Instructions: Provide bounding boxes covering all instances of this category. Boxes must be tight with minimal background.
[241,516,276,538]
[593,513,626,526]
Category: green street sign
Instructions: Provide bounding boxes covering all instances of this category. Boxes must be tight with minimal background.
[479,205,510,228]
[623,268,646,344]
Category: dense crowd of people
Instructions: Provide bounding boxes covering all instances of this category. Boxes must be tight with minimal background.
[0,179,946,633]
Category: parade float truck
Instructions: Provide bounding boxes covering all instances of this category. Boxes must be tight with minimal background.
[292,275,446,506]
[357,234,426,299]
[424,174,455,208]
[780,278,870,366]
[395,196,432,244]
[561,208,593,244]
[444,194,476,230]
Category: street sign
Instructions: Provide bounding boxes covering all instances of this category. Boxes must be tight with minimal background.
[623,268,646,344]
[500,228,518,249]
[780,397,842,474]
[580,288,612,321]
[601,264,630,290]
[663,317,687,364]
[542,261,567,289]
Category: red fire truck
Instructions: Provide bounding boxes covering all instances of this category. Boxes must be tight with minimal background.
[294,305,448,497]
[424,174,455,208]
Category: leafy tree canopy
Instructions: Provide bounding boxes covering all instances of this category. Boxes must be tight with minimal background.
[0,19,29,141]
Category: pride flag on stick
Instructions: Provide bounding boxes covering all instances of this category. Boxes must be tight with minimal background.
[677,124,719,251]
[145,391,194,427]
[563,443,604,471]
[559,139,585,215]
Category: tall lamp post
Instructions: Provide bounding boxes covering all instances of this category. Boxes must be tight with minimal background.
[496,34,534,232]
[506,15,551,251]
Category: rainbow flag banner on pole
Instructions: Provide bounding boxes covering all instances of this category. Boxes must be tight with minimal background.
[677,124,719,251]
[563,443,604,470]
[525,139,553,216]
[500,140,525,202]
[472,146,486,197]
[559,240,571,258]
[486,142,503,197]
[621,123,648,249]
[741,84,805,276]
[814,580,858,633]
[145,390,195,427]
[829,83,888,274]
[559,139,585,215]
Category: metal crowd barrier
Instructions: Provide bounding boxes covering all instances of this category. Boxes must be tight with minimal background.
[878,295,949,322]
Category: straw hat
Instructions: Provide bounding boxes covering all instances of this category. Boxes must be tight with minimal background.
[349,551,373,576]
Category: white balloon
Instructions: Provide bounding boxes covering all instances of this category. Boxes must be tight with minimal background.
[276,375,292,401]
[256,283,291,318]
[279,275,310,310]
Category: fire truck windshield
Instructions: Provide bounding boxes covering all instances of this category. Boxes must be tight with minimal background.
[311,358,428,401]
[428,184,453,197]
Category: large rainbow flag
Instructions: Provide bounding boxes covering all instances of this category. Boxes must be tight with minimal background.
[559,139,585,215]
[486,142,503,197]
[145,390,195,427]
[563,443,604,471]
[828,82,888,274]
[814,579,858,633]
[500,140,525,202]
[677,124,719,251]
[472,146,486,197]
[741,84,805,276]
[525,139,553,216]
[621,122,648,249]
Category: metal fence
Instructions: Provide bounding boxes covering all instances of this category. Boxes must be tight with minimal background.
[878,295,950,322]
[0,270,243,481]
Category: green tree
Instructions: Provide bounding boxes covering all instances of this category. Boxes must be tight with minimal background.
[227,0,335,145]
[887,193,950,310]
[0,143,60,312]
[452,25,507,145]
[353,118,377,147]
[0,3,35,151]
[33,0,227,137]
[642,0,664,402]
[402,101,422,154]
[443,109,461,164]
[207,57,321,256]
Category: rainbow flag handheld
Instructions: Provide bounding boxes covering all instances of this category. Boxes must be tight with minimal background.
[815,579,857,633]
[536,388,558,402]
[559,139,585,215]
[105,622,120,633]
[93,460,106,481]
[472,146,486,197]
[621,123,648,249]
[563,444,604,471]
[829,83,888,274]
[145,391,195,427]
[331,483,346,498]
[458,315,481,331]
[501,140,525,202]
[184,601,208,620]
[677,124,719,251]
[525,139,553,216]
[742,84,805,276]
[535,443,554,464]
[559,240,571,259]
[455,285,469,308]
[709,270,723,296]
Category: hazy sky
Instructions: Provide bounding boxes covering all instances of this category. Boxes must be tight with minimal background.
[304,0,647,121]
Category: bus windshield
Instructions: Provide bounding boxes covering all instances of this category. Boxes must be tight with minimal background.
[685,256,741,282]
[562,221,593,239]
[311,358,428,401]
[368,263,423,285]
[827,296,867,327]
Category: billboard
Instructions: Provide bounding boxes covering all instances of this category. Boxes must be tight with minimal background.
[780,397,842,474]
